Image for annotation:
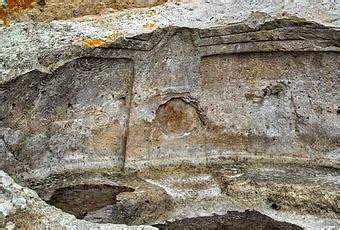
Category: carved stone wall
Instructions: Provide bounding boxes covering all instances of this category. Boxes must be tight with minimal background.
[0,18,339,178]
[0,2,340,228]
[1,58,134,176]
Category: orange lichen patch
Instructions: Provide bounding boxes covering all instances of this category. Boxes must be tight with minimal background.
[0,7,9,26]
[81,38,106,47]
[0,0,34,26]
[7,0,34,10]
[80,32,126,47]
[143,20,158,29]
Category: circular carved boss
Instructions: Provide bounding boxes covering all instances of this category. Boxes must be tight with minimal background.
[156,98,201,135]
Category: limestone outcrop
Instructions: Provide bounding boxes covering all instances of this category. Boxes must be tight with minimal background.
[0,170,158,229]
[1,11,339,177]
[0,0,339,229]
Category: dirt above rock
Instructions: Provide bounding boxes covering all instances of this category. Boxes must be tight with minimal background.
[0,0,169,25]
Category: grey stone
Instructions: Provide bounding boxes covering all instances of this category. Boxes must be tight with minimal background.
[12,197,26,208]
[0,1,339,229]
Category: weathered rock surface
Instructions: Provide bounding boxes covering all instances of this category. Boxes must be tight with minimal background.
[1,163,339,229]
[0,1,339,229]
[141,163,340,228]
[0,170,157,229]
[24,171,174,225]
[1,11,339,177]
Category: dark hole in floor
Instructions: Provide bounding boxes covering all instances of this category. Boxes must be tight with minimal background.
[270,203,281,210]
[47,184,134,219]
[153,210,302,230]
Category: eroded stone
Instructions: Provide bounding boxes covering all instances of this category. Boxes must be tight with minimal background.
[156,98,201,135]
[47,184,134,219]
[0,1,339,229]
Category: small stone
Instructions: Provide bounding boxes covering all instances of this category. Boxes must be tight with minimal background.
[0,202,13,217]
[5,221,15,230]
[12,197,27,208]
[0,175,13,187]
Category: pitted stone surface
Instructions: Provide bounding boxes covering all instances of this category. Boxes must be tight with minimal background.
[156,99,202,135]
[0,1,339,85]
[1,57,134,176]
[0,14,339,176]
[0,1,339,229]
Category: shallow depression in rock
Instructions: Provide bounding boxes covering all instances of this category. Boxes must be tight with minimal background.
[47,184,135,219]
[21,163,339,228]
[39,173,304,229]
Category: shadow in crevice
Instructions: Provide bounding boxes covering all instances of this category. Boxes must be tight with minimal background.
[153,210,302,230]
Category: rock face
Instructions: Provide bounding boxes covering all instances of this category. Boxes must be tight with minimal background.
[1,16,339,177]
[0,1,339,229]
[1,163,340,229]
[1,57,134,175]
[0,170,159,229]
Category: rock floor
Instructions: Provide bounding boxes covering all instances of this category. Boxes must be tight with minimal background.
[12,163,339,229]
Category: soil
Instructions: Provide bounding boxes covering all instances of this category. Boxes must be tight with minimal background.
[153,210,303,230]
